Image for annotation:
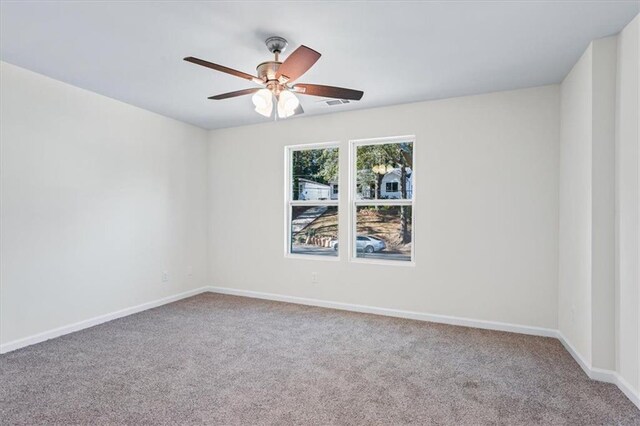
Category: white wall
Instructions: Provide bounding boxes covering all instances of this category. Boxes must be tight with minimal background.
[0,62,209,346]
[208,85,560,329]
[558,36,618,371]
[615,14,640,397]
[559,45,594,364]
[591,36,617,372]
[556,16,640,404]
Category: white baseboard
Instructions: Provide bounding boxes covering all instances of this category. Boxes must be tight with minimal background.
[2,284,638,411]
[556,331,614,383]
[209,286,639,410]
[0,286,209,354]
[207,286,558,337]
[557,331,640,410]
[615,374,640,411]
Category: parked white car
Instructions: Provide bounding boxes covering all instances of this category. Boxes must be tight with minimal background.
[331,235,386,253]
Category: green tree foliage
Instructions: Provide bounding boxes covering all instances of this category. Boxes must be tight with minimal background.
[292,142,413,244]
[356,143,412,199]
[356,142,413,243]
[292,147,338,200]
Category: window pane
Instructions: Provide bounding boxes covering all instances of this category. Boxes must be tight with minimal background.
[355,205,412,261]
[292,147,339,200]
[356,142,413,200]
[291,205,338,256]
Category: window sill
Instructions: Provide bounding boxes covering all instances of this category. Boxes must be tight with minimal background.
[349,257,416,267]
[285,253,341,262]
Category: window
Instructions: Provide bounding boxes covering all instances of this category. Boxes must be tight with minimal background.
[351,137,414,263]
[385,182,399,193]
[286,144,339,258]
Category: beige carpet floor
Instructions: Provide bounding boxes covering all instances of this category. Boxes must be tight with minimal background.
[1,293,638,425]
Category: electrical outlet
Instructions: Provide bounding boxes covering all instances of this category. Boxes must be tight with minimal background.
[311,272,319,284]
[162,271,169,282]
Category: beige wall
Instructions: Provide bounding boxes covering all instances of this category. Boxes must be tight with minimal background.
[0,62,210,345]
[208,85,561,329]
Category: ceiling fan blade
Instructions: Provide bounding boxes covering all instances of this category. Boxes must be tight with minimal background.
[292,104,304,116]
[276,46,321,83]
[293,84,364,101]
[208,88,260,100]
[184,57,263,84]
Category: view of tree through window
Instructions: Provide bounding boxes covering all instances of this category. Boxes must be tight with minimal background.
[286,140,414,262]
[355,206,412,261]
[292,148,339,200]
[288,146,339,257]
[354,140,414,262]
[356,142,413,200]
[290,206,338,256]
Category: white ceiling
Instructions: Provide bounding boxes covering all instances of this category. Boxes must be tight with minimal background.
[1,1,638,130]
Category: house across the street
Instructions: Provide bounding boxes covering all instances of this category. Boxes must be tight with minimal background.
[381,167,412,198]
[357,167,413,199]
[298,178,331,200]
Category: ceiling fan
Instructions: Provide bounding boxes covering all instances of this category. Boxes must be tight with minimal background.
[184,36,364,119]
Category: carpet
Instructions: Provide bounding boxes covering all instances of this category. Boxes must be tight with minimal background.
[1,293,638,425]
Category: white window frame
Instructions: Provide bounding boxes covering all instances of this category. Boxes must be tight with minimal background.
[349,135,416,266]
[284,142,340,261]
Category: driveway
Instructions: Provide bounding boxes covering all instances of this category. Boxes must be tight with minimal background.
[291,206,329,233]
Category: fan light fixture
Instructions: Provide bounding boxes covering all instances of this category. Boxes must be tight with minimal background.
[252,88,299,119]
[252,88,273,117]
[277,90,300,118]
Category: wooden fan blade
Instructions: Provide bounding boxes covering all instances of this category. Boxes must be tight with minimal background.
[184,57,263,84]
[276,46,321,83]
[293,84,363,101]
[208,88,260,100]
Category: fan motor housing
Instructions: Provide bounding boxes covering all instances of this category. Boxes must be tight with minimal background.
[256,61,281,82]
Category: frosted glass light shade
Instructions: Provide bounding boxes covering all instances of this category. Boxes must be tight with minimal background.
[252,89,273,117]
[277,90,299,118]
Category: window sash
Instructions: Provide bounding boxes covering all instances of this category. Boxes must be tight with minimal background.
[290,199,338,207]
[353,199,411,207]
[349,135,416,265]
[352,204,414,263]
[350,202,415,265]
[285,142,340,259]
